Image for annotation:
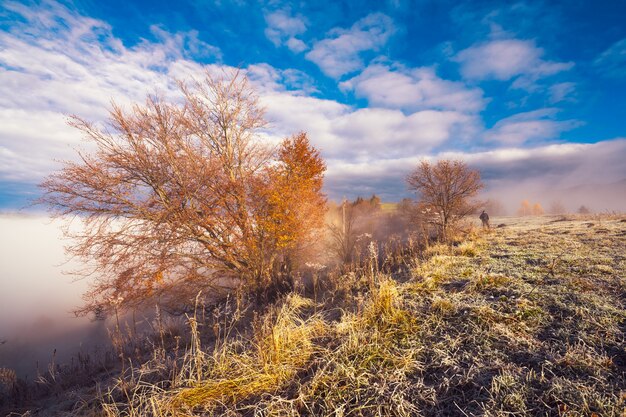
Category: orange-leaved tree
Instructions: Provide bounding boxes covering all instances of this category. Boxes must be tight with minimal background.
[406,159,483,241]
[40,70,326,314]
[518,200,531,216]
[254,132,326,288]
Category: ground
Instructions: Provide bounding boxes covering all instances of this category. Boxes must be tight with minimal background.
[2,215,625,416]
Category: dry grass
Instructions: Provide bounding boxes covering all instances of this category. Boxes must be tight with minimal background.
[121,216,625,416]
[96,294,327,416]
[6,215,625,416]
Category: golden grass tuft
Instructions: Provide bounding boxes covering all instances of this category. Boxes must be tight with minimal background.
[424,243,451,257]
[430,296,456,315]
[454,240,480,257]
[471,273,511,291]
[168,294,325,412]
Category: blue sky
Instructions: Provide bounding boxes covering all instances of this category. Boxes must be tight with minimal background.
[1,0,626,208]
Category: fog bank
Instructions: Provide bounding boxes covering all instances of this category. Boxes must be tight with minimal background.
[0,214,109,379]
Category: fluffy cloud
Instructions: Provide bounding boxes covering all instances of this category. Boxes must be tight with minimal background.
[0,1,470,203]
[306,13,395,78]
[341,63,486,113]
[332,108,477,159]
[286,37,308,53]
[149,25,223,61]
[264,9,308,53]
[246,63,318,95]
[260,92,480,162]
[0,1,218,186]
[455,39,573,88]
[1,1,621,210]
[485,109,581,146]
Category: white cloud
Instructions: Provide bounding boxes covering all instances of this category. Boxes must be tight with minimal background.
[485,109,581,146]
[305,13,395,78]
[260,92,481,161]
[2,1,614,209]
[548,82,576,104]
[0,109,83,182]
[341,63,486,113]
[246,63,318,95]
[264,9,308,53]
[286,37,308,53]
[0,1,221,185]
[321,139,626,205]
[149,25,222,61]
[333,108,476,158]
[594,38,626,77]
[455,39,573,88]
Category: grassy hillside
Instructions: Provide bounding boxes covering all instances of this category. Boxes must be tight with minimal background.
[379,202,398,213]
[3,215,625,416]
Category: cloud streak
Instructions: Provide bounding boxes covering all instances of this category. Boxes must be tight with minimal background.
[484,109,581,146]
[594,38,626,77]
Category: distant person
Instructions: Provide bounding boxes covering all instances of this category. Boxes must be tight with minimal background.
[479,210,490,229]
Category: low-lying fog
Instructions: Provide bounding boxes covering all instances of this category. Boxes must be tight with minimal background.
[0,214,110,380]
[2,182,624,380]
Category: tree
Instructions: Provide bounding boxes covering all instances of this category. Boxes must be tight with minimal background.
[257,132,327,281]
[578,205,591,214]
[484,198,507,216]
[532,203,544,216]
[406,160,483,241]
[40,70,326,314]
[517,200,531,216]
[328,197,372,265]
[369,194,381,210]
[549,201,566,215]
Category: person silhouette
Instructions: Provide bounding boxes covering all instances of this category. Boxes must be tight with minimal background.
[479,210,490,229]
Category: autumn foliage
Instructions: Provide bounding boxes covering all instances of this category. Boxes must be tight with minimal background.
[257,133,327,277]
[517,200,544,216]
[40,71,326,314]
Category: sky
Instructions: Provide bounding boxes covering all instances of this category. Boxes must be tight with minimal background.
[1,0,626,208]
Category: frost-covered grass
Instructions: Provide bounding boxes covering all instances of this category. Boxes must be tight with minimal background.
[5,215,625,416]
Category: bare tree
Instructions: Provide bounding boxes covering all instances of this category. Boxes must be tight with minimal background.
[484,198,507,216]
[40,70,326,314]
[549,201,567,215]
[406,160,483,241]
[327,197,384,266]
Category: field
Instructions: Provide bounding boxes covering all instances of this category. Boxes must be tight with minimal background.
[2,215,625,416]
[379,202,398,213]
